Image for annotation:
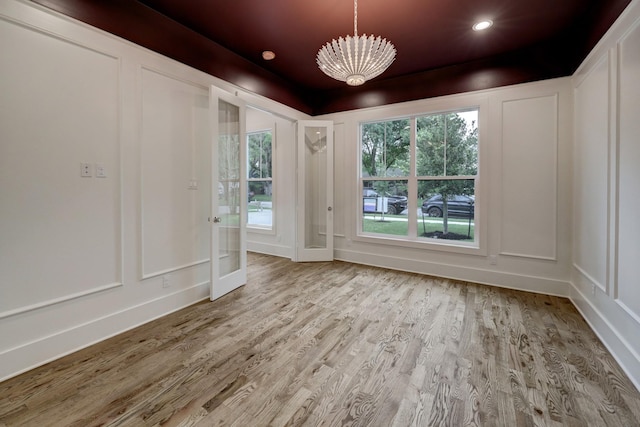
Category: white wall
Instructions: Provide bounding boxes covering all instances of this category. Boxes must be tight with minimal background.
[1,0,639,391]
[1,10,122,315]
[320,78,573,298]
[140,67,210,280]
[245,107,297,258]
[571,0,640,391]
[0,0,305,381]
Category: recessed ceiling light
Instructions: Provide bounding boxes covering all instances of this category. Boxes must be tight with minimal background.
[472,20,493,31]
[262,50,276,60]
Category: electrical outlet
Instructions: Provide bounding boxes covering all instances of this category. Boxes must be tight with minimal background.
[162,275,170,288]
[80,163,92,177]
[591,284,596,296]
[489,255,497,265]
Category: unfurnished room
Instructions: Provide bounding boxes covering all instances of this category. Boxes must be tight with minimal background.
[1,0,640,425]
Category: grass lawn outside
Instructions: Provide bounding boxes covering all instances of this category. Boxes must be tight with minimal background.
[363,214,474,241]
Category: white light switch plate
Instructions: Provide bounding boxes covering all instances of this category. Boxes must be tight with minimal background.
[95,164,107,178]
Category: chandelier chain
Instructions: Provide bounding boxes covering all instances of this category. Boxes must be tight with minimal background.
[354,0,358,37]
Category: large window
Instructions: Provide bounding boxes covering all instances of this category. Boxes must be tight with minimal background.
[247,130,273,229]
[360,108,478,246]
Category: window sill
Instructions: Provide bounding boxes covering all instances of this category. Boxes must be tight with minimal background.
[247,225,275,235]
[353,232,486,256]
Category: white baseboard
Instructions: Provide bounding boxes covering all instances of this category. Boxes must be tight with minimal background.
[568,282,640,393]
[0,282,209,383]
[7,250,638,397]
[248,241,293,259]
[335,248,570,297]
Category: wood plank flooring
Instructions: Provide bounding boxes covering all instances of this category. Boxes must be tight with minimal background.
[1,253,639,426]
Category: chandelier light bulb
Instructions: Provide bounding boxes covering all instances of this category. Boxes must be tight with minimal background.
[472,20,493,31]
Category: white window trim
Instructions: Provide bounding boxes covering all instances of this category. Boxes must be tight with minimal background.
[354,100,488,256]
[247,128,275,234]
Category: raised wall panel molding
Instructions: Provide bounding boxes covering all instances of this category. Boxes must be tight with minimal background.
[573,53,610,293]
[573,263,606,295]
[609,46,619,300]
[0,16,123,314]
[616,300,640,326]
[499,252,557,261]
[500,94,558,261]
[141,259,210,281]
[138,66,211,279]
[615,17,640,318]
[0,283,123,320]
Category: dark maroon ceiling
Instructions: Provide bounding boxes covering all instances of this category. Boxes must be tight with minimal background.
[32,0,631,115]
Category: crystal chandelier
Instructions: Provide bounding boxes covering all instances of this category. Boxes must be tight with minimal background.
[317,0,396,86]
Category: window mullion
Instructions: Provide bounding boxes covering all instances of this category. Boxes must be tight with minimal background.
[407,117,417,238]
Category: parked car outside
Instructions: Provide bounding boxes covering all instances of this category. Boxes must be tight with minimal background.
[421,194,474,218]
[363,189,408,215]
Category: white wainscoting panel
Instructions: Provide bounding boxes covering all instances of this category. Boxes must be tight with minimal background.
[573,54,610,292]
[616,19,640,319]
[0,17,121,314]
[500,95,558,260]
[140,67,210,279]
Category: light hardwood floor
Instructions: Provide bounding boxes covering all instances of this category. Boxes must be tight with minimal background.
[1,253,639,426]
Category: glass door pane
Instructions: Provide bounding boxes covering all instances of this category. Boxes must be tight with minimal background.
[295,120,333,262]
[210,88,246,301]
[217,99,241,277]
[304,126,327,249]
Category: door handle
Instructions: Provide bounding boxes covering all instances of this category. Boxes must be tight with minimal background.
[208,217,222,223]
[327,206,333,211]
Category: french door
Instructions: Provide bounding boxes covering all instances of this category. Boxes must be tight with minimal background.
[210,87,247,300]
[294,120,334,262]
